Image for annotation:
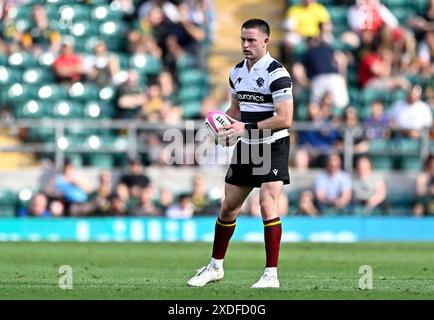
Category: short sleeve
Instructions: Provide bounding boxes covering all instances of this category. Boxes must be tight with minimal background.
[269,66,293,103]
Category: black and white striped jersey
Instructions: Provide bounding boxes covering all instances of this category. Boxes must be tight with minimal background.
[229,52,293,144]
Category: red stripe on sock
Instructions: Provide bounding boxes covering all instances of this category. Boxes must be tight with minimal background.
[212,218,236,259]
[264,217,282,267]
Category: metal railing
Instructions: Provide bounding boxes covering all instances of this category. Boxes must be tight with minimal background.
[0,119,431,172]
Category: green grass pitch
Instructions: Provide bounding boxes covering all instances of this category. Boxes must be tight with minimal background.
[1,242,434,299]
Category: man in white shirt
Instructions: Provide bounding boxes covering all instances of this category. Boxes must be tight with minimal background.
[388,85,433,139]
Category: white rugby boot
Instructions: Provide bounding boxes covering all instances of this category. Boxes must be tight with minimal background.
[251,268,280,288]
[187,264,224,287]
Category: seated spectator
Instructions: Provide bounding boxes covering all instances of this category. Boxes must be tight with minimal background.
[358,41,410,90]
[292,24,349,109]
[119,155,151,199]
[352,156,387,213]
[157,70,177,103]
[55,159,93,212]
[364,100,391,140]
[70,170,113,216]
[52,36,84,84]
[291,148,310,172]
[417,30,434,73]
[281,0,332,65]
[128,184,162,216]
[139,84,164,121]
[17,193,55,217]
[297,93,341,167]
[314,153,352,213]
[116,70,147,119]
[190,173,211,215]
[388,85,433,139]
[413,155,434,216]
[84,40,121,87]
[297,189,319,217]
[22,5,61,55]
[156,187,174,214]
[166,193,194,219]
[407,0,434,43]
[339,106,369,156]
[107,192,127,216]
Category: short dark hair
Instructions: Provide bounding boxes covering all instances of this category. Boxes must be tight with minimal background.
[241,19,270,37]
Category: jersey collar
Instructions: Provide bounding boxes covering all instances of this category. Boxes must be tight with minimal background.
[245,51,271,72]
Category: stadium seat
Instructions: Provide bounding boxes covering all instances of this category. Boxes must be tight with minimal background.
[296,104,308,120]
[129,54,163,76]
[400,156,422,172]
[7,52,37,69]
[52,100,83,119]
[37,84,68,101]
[178,69,208,86]
[64,153,84,167]
[91,5,123,21]
[177,86,203,104]
[68,82,99,101]
[0,66,22,85]
[85,154,114,168]
[22,68,55,85]
[370,155,394,170]
[16,100,51,119]
[5,83,35,104]
[181,101,202,119]
[328,6,348,26]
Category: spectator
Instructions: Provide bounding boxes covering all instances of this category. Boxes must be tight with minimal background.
[339,106,369,156]
[292,148,310,172]
[128,184,162,216]
[314,153,352,213]
[281,0,332,65]
[138,0,181,24]
[297,189,319,216]
[17,193,54,217]
[388,85,433,139]
[84,40,121,87]
[190,173,211,215]
[407,0,434,43]
[55,159,93,213]
[116,70,147,119]
[413,155,434,216]
[157,70,177,103]
[70,170,113,216]
[417,30,434,72]
[139,83,164,121]
[156,187,174,214]
[52,36,84,84]
[166,192,194,219]
[292,24,349,109]
[107,192,127,216]
[364,100,391,140]
[352,156,387,213]
[347,0,398,36]
[22,5,61,55]
[297,93,341,167]
[358,40,410,90]
[119,156,151,199]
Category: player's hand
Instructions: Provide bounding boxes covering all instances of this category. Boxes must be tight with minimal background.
[220,121,245,140]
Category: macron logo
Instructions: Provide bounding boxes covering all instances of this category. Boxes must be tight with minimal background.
[272,169,278,176]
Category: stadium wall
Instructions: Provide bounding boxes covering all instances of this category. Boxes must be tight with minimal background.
[1,217,434,242]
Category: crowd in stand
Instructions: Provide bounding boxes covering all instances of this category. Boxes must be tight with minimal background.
[17,152,434,217]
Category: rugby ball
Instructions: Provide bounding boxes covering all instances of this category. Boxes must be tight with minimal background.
[205,110,231,145]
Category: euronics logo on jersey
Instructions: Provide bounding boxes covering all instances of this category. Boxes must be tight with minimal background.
[237,92,268,102]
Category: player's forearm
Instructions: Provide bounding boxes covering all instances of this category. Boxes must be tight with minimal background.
[256,113,292,131]
[226,107,241,121]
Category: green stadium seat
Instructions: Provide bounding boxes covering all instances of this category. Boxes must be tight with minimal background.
[400,156,422,172]
[390,7,415,24]
[177,86,203,104]
[370,155,394,170]
[37,84,68,101]
[129,54,163,76]
[383,0,409,7]
[16,100,51,119]
[99,20,126,37]
[360,88,389,106]
[5,83,35,104]
[181,101,202,119]
[22,68,55,84]
[70,20,99,38]
[178,69,208,86]
[7,52,37,69]
[37,52,56,68]
[296,104,308,120]
[415,0,428,14]
[17,188,34,210]
[99,86,116,103]
[328,6,348,26]
[0,66,21,85]
[64,153,84,167]
[0,189,17,217]
[68,82,99,101]
[52,100,83,119]
[91,5,123,21]
[387,191,416,207]
[176,53,197,71]
[85,154,114,168]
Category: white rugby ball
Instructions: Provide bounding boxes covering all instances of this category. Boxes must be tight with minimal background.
[205,110,232,145]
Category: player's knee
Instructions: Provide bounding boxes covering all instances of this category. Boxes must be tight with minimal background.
[260,200,277,216]
[220,201,240,217]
